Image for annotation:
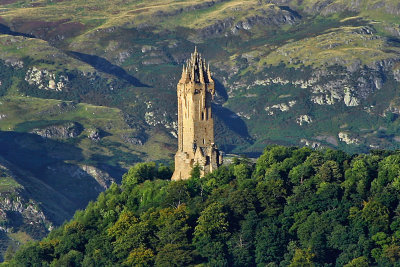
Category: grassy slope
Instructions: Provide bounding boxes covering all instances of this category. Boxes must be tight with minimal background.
[0,0,398,152]
[0,0,398,151]
[0,96,175,167]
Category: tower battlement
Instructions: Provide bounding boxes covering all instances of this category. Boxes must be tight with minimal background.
[179,47,213,85]
[172,48,223,181]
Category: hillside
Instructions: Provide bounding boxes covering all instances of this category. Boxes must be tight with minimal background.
[4,146,400,266]
[0,0,400,155]
[1,0,400,258]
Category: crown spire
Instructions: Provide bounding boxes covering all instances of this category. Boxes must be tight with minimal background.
[181,47,213,84]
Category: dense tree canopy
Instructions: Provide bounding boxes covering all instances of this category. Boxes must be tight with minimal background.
[4,146,400,266]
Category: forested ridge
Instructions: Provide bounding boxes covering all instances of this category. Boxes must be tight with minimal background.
[4,146,400,266]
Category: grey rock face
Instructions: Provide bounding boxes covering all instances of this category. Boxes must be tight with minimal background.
[0,162,53,249]
[25,67,68,91]
[87,128,101,141]
[120,134,146,145]
[31,122,83,139]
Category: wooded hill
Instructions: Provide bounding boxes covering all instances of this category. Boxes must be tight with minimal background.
[3,146,400,266]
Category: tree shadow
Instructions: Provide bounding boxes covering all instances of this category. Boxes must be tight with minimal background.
[214,78,228,102]
[67,51,150,87]
[4,211,24,229]
[213,78,253,150]
[212,104,251,138]
[278,6,302,19]
[0,23,35,38]
[0,131,122,225]
[0,230,10,262]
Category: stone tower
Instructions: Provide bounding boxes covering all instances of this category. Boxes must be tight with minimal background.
[171,47,223,181]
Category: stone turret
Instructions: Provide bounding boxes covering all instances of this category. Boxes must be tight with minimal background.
[171,47,223,181]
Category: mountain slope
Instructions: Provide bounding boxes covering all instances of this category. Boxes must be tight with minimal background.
[0,0,399,153]
[0,0,400,256]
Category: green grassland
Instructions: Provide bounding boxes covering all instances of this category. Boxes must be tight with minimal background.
[0,96,175,167]
[0,165,21,194]
[0,36,95,73]
[260,26,400,68]
[0,0,398,31]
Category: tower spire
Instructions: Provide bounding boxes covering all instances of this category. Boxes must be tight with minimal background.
[183,47,213,84]
[180,64,186,81]
[172,47,223,181]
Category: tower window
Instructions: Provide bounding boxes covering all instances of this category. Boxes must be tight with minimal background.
[201,112,204,120]
[203,138,205,144]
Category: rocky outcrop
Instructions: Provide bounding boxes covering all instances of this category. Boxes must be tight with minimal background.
[0,155,116,259]
[120,133,146,145]
[394,68,400,82]
[198,17,235,39]
[338,132,360,145]
[4,58,24,69]
[79,165,115,190]
[198,4,300,39]
[0,193,51,232]
[87,128,101,141]
[45,163,116,191]
[296,115,313,126]
[269,0,400,17]
[308,65,386,106]
[344,89,360,107]
[235,6,299,30]
[144,101,177,137]
[265,100,296,115]
[25,67,68,91]
[0,163,52,257]
[38,101,77,116]
[31,122,83,139]
[384,24,400,38]
[301,138,321,149]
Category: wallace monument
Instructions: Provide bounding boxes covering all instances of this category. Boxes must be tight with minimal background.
[171,48,223,181]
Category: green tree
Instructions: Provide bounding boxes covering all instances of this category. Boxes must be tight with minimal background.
[122,162,157,189]
[154,244,192,267]
[256,179,286,216]
[156,205,190,246]
[255,222,286,265]
[289,163,313,185]
[233,163,253,188]
[194,202,230,266]
[124,247,154,267]
[289,248,315,267]
[108,211,152,260]
[164,181,190,208]
[317,160,342,183]
[361,199,390,234]
[11,242,46,267]
[343,256,369,267]
[52,250,83,267]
